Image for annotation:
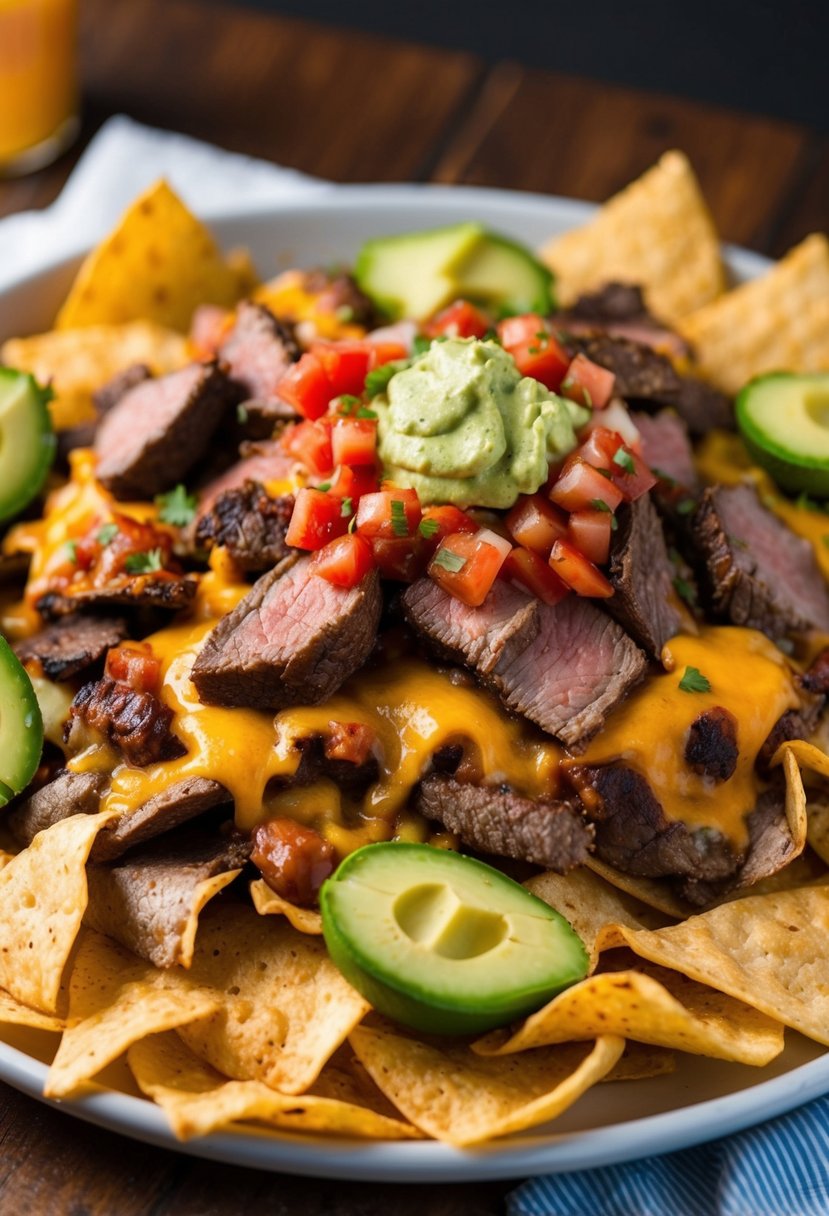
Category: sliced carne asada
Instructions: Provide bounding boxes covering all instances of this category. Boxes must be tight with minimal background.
[564,333,732,434]
[85,827,250,969]
[606,495,682,657]
[194,479,294,572]
[554,283,690,359]
[92,776,230,863]
[191,554,382,709]
[95,361,236,499]
[800,647,829,695]
[289,733,379,791]
[691,483,829,639]
[632,410,698,492]
[13,613,128,681]
[65,676,185,767]
[36,573,197,620]
[218,301,299,435]
[6,769,107,848]
[403,579,646,751]
[303,269,380,329]
[193,439,296,521]
[416,773,592,872]
[57,364,155,464]
[684,707,739,782]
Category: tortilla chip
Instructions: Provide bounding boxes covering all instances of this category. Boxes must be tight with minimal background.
[598,885,829,1045]
[474,954,783,1066]
[1,322,188,429]
[524,866,670,969]
[679,233,829,394]
[0,988,62,1032]
[584,856,690,918]
[806,801,829,866]
[177,902,369,1095]
[56,181,258,333]
[45,930,219,1099]
[349,1025,623,1146]
[127,1032,420,1142]
[540,151,725,322]
[604,1041,676,1082]
[0,812,114,1013]
[250,878,323,934]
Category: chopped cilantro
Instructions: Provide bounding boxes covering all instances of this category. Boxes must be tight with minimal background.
[412,335,432,357]
[597,467,614,480]
[236,404,249,425]
[356,406,378,420]
[673,575,697,608]
[124,549,164,575]
[610,514,619,532]
[64,540,78,564]
[528,345,540,356]
[156,484,197,527]
[613,447,635,475]
[337,395,361,416]
[432,547,466,573]
[365,361,406,397]
[348,513,358,534]
[336,304,355,323]
[390,498,409,537]
[97,523,118,547]
[589,499,612,513]
[419,518,440,539]
[676,497,696,516]
[679,665,711,694]
[316,482,332,493]
[651,467,677,488]
[341,497,353,518]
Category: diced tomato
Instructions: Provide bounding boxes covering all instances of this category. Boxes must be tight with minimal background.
[277,353,333,420]
[327,463,380,502]
[611,445,657,502]
[549,539,613,597]
[549,457,625,513]
[416,504,477,555]
[311,343,371,398]
[356,488,421,540]
[365,339,410,366]
[310,533,375,587]
[501,546,570,606]
[505,494,569,556]
[582,402,642,451]
[574,423,655,502]
[285,488,347,550]
[497,313,548,349]
[497,314,569,391]
[105,643,161,694]
[370,536,426,582]
[331,417,378,467]
[560,354,616,410]
[424,299,491,340]
[428,530,510,607]
[280,418,334,478]
[567,508,613,566]
[576,426,619,472]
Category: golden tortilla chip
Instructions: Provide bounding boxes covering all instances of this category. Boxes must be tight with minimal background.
[56,181,258,333]
[584,857,690,918]
[679,233,829,394]
[1,322,189,430]
[45,930,219,1099]
[250,878,323,934]
[540,151,725,322]
[604,1041,676,1082]
[806,801,829,866]
[524,866,670,968]
[177,902,369,1095]
[0,988,62,1032]
[597,884,829,1045]
[474,954,783,1066]
[349,1024,623,1146]
[0,812,114,1013]
[128,1032,420,1142]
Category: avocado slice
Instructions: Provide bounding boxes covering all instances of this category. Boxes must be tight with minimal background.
[320,842,588,1035]
[355,224,554,322]
[737,372,829,497]
[0,367,55,523]
[0,636,43,809]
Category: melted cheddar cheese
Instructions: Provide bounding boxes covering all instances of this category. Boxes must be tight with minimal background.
[574,627,800,847]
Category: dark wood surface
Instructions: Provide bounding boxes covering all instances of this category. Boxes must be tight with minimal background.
[0,2,826,1212]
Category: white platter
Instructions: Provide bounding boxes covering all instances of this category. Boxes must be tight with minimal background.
[0,183,822,1182]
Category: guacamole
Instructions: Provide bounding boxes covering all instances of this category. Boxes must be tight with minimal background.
[374,338,588,509]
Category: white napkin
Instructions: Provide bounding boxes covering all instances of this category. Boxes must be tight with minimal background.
[0,114,330,293]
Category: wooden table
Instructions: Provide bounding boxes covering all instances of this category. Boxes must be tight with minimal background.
[0,2,826,1212]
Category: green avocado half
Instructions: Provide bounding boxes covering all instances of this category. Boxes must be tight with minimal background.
[0,366,55,523]
[0,636,43,809]
[320,842,588,1036]
[736,371,829,497]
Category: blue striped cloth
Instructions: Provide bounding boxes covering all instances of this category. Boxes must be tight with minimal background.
[508,1095,829,1216]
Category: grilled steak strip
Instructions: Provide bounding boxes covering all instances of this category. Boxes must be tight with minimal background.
[13,613,128,681]
[685,707,739,782]
[606,495,682,657]
[192,554,382,710]
[633,409,698,493]
[691,483,829,639]
[6,770,107,847]
[194,480,294,572]
[66,677,185,767]
[95,361,237,499]
[554,283,690,358]
[58,364,153,462]
[218,301,299,436]
[403,578,646,752]
[416,774,592,872]
[36,574,197,620]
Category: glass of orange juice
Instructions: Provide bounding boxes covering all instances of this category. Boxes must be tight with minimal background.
[0,0,79,176]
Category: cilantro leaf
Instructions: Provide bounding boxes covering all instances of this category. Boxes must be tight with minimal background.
[236,404,249,425]
[412,335,432,357]
[676,497,696,516]
[97,523,118,547]
[419,518,440,539]
[432,547,466,573]
[678,665,711,694]
[365,361,406,397]
[613,447,635,475]
[390,498,409,537]
[341,497,353,518]
[336,395,361,416]
[651,467,677,488]
[156,484,197,527]
[64,540,78,564]
[589,499,612,513]
[124,548,164,575]
[673,575,697,608]
[356,406,377,420]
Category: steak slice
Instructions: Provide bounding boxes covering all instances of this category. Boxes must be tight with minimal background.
[554,282,690,359]
[606,495,682,657]
[416,773,592,872]
[691,483,829,638]
[194,480,294,572]
[191,554,382,709]
[632,409,698,492]
[684,707,739,782]
[85,827,250,969]
[95,361,236,499]
[194,439,296,522]
[65,677,185,767]
[7,770,107,847]
[13,613,128,681]
[58,364,153,462]
[218,301,299,435]
[36,574,197,619]
[91,776,230,863]
[404,580,645,751]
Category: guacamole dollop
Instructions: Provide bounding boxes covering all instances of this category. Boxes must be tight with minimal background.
[374,338,588,509]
